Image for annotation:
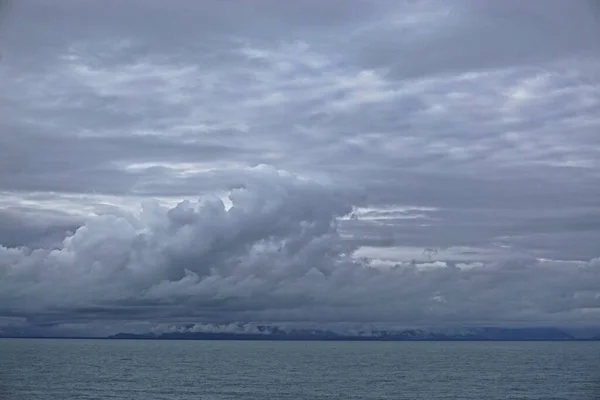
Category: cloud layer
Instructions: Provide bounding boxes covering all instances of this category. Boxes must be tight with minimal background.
[1,166,599,333]
[0,0,599,332]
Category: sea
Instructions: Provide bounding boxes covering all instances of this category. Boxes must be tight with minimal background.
[1,339,599,399]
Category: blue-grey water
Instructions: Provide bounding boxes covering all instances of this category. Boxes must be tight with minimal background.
[1,339,599,399]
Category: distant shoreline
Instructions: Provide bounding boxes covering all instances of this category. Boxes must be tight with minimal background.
[3,326,599,341]
[2,336,599,342]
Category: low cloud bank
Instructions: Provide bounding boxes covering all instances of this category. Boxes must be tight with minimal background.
[1,165,599,331]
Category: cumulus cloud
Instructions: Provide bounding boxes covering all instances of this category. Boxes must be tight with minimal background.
[1,166,599,332]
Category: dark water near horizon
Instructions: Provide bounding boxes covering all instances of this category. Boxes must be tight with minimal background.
[1,339,599,399]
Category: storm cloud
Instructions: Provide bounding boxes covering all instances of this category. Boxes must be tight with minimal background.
[0,0,599,334]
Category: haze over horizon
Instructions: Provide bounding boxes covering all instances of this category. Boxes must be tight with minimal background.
[1,0,600,337]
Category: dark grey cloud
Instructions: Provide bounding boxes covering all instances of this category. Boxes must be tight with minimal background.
[0,207,79,248]
[0,0,599,332]
[352,0,600,78]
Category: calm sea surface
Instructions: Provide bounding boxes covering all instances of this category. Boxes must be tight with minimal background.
[1,339,599,399]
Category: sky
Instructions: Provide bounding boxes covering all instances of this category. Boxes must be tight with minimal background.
[0,0,599,336]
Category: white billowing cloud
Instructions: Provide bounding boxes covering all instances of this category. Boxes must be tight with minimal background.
[1,165,599,329]
[0,166,353,318]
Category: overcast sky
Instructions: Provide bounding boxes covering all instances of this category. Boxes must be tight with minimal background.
[1,0,600,336]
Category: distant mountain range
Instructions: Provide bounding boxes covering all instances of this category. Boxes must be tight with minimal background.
[108,326,600,341]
